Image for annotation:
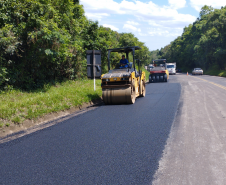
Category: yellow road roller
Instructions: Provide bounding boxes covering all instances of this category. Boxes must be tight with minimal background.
[101,46,146,104]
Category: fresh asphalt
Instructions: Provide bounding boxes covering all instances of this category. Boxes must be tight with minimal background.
[1,73,226,184]
[0,76,181,185]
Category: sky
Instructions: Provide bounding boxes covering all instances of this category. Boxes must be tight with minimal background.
[80,0,226,51]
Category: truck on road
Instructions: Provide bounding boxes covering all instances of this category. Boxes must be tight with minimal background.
[166,63,176,75]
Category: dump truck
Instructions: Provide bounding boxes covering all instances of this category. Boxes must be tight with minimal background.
[149,59,169,83]
[101,46,146,104]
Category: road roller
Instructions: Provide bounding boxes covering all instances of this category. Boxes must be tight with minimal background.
[101,46,146,104]
[149,59,169,83]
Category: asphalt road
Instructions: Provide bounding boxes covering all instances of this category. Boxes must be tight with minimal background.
[153,73,226,185]
[1,74,226,184]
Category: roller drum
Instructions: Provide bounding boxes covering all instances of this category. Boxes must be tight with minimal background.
[102,86,135,104]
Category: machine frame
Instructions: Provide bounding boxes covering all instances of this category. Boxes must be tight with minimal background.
[149,59,169,83]
[101,46,146,104]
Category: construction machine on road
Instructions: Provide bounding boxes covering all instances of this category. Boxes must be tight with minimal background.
[101,46,146,104]
[149,59,169,83]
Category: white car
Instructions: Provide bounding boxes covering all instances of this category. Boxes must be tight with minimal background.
[192,68,203,75]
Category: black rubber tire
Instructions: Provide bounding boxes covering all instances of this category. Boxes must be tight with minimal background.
[159,75,164,82]
[149,75,152,83]
[156,75,159,82]
[152,75,156,83]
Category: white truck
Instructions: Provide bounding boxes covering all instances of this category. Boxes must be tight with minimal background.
[166,63,176,75]
[148,64,154,71]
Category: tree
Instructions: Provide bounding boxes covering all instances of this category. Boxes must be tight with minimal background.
[200,5,214,18]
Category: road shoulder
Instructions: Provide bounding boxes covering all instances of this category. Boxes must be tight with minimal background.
[153,75,226,185]
[0,99,103,143]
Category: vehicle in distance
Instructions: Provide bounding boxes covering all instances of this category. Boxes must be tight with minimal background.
[149,59,169,83]
[148,65,154,71]
[101,46,146,104]
[176,68,182,73]
[192,68,203,75]
[166,63,176,75]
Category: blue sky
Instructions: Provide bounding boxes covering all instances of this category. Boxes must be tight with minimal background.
[80,0,226,51]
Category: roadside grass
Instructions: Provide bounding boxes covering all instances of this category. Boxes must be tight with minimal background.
[204,66,226,77]
[136,65,149,82]
[0,79,102,125]
[143,67,150,82]
[181,65,226,77]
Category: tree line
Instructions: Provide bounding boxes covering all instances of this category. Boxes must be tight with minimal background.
[149,5,226,72]
[0,0,151,90]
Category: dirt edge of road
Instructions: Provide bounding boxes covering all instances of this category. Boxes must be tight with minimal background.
[0,82,150,143]
[0,98,103,143]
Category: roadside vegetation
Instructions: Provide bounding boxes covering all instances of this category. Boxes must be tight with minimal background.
[149,5,226,76]
[0,0,151,91]
[0,79,101,127]
[143,68,150,82]
[0,0,152,128]
[203,65,226,77]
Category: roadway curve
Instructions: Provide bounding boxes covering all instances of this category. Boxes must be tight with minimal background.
[1,74,226,184]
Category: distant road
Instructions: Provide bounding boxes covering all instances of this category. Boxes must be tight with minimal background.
[1,74,226,184]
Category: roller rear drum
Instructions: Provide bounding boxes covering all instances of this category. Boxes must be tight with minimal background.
[102,86,136,104]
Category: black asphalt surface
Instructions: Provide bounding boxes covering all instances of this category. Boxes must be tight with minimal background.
[0,78,181,184]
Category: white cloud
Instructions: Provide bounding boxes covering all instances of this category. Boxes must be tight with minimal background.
[190,0,226,11]
[126,21,139,26]
[103,24,119,31]
[80,0,198,49]
[86,13,109,21]
[138,33,148,36]
[148,27,182,37]
[80,0,196,25]
[80,0,123,18]
[168,0,186,9]
[123,24,141,32]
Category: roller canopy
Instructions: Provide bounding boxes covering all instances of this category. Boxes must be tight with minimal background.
[107,46,141,71]
[107,46,141,53]
[153,59,166,62]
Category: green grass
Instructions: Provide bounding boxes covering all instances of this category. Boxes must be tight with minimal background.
[0,79,102,124]
[181,65,226,77]
[143,67,150,82]
[204,66,226,77]
[136,65,149,82]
